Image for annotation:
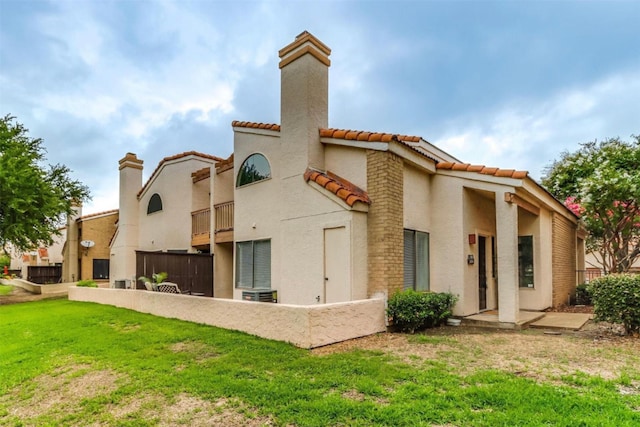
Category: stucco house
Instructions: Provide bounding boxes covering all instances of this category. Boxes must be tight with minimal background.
[110,32,585,326]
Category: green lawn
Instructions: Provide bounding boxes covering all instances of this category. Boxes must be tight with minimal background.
[0,284,12,296]
[1,299,638,426]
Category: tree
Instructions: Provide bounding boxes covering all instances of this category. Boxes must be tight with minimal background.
[0,115,90,253]
[542,136,640,274]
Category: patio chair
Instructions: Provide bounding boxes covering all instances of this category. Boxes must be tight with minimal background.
[156,282,184,294]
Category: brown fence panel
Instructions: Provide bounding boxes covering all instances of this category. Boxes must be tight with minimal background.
[27,266,62,284]
[135,251,214,296]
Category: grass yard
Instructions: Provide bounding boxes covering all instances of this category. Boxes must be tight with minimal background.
[0,284,12,296]
[0,299,639,426]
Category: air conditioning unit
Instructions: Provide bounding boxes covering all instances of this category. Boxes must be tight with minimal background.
[242,290,277,303]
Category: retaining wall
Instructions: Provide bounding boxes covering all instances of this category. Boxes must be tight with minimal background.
[68,287,386,348]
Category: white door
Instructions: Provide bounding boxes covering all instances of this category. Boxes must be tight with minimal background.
[324,227,350,303]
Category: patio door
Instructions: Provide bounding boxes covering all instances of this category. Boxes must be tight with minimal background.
[478,235,487,310]
[324,227,350,303]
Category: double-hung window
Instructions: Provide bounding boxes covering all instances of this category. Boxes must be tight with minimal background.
[236,239,271,289]
[518,235,534,288]
[404,229,430,291]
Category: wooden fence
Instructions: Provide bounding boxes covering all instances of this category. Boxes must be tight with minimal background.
[136,251,213,296]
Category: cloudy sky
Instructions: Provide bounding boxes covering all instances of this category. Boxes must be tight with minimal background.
[1,0,638,214]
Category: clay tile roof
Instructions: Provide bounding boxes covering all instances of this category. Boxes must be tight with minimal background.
[304,168,370,207]
[78,209,119,221]
[191,167,211,183]
[138,151,223,198]
[436,162,528,179]
[232,121,281,132]
[215,153,234,174]
[320,128,422,145]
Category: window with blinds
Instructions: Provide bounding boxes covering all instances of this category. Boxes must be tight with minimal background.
[403,229,430,291]
[236,239,271,289]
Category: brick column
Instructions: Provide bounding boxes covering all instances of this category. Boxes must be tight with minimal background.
[366,150,403,297]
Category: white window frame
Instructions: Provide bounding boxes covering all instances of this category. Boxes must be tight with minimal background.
[404,229,430,291]
[235,239,271,289]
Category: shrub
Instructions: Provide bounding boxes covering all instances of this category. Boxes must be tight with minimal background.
[77,279,98,288]
[588,274,640,335]
[575,283,592,305]
[387,290,458,333]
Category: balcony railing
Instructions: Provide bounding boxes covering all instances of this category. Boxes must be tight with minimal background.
[191,208,210,247]
[215,201,234,232]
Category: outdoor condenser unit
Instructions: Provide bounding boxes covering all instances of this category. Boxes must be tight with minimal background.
[242,290,277,303]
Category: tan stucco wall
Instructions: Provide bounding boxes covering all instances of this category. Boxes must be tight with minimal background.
[430,175,465,312]
[213,242,233,298]
[213,167,234,205]
[462,188,497,313]
[191,174,210,212]
[324,145,367,191]
[403,164,431,232]
[69,287,386,348]
[517,207,553,310]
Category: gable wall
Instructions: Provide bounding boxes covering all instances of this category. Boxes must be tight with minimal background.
[138,158,215,252]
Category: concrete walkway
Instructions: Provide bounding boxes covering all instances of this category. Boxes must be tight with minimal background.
[529,312,593,331]
[463,310,592,331]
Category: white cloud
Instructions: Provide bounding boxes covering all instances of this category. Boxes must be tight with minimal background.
[434,68,640,179]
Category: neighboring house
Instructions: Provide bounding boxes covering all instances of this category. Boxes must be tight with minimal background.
[584,251,640,282]
[8,231,65,279]
[110,32,585,326]
[61,208,119,284]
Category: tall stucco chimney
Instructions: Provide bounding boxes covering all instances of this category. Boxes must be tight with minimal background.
[278,31,331,171]
[61,203,82,282]
[113,153,143,283]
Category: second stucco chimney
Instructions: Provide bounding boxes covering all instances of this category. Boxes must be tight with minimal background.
[115,152,143,282]
[279,31,331,172]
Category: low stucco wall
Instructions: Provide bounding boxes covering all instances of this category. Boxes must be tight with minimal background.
[7,278,74,295]
[68,288,386,348]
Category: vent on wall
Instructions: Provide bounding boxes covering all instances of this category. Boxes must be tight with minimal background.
[242,290,277,303]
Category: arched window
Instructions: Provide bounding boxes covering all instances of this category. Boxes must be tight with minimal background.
[236,153,271,187]
[147,193,163,214]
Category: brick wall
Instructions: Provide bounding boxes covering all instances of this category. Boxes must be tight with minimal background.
[551,213,577,306]
[79,213,118,281]
[366,150,403,297]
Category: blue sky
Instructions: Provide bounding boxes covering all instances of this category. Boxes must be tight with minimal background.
[1,0,638,214]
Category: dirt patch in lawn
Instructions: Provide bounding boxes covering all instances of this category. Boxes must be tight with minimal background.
[0,285,66,305]
[312,323,640,382]
[1,363,276,427]
[111,393,275,427]
[1,364,121,419]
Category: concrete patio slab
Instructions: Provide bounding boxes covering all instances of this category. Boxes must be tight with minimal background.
[529,312,592,331]
[463,310,545,329]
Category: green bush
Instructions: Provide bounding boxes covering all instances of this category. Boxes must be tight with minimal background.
[76,279,98,288]
[387,290,458,333]
[575,283,592,305]
[588,274,640,335]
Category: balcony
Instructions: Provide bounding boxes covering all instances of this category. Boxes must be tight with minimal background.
[214,201,234,243]
[191,208,211,248]
[191,202,234,247]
